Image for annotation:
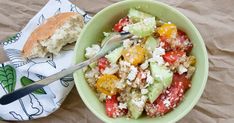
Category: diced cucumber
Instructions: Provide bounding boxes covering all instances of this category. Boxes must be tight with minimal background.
[150,62,173,88]
[89,62,97,69]
[127,91,147,119]
[105,47,123,64]
[147,82,164,103]
[128,96,147,119]
[144,36,159,51]
[128,17,156,37]
[128,101,142,119]
[128,8,154,22]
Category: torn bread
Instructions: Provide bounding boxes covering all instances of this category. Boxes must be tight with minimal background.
[22,12,84,58]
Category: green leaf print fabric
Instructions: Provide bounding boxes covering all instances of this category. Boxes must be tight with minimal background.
[0,65,16,93]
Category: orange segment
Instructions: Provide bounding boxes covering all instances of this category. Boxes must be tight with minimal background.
[122,45,146,66]
[96,74,119,96]
[157,23,177,39]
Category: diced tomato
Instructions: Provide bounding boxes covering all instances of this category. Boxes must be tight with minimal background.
[155,97,171,114]
[166,73,191,107]
[159,35,167,42]
[163,51,185,64]
[98,57,109,72]
[113,17,129,32]
[96,74,119,96]
[145,95,172,116]
[177,29,186,37]
[173,73,191,91]
[178,31,187,43]
[114,24,122,32]
[184,43,193,53]
[145,73,191,117]
[159,29,193,53]
[160,36,171,51]
[157,23,177,39]
[122,108,128,115]
[106,95,118,117]
[122,45,146,66]
[176,30,193,53]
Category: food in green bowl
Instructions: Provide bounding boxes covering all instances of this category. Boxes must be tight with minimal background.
[83,9,196,119]
[74,0,208,122]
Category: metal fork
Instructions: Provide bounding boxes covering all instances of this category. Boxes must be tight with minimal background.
[0,32,133,105]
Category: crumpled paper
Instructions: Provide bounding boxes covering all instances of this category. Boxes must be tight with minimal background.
[1,0,234,123]
[0,0,91,121]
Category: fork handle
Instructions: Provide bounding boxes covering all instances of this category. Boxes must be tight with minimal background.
[0,57,95,105]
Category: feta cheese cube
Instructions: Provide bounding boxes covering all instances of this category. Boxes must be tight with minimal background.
[127,66,138,81]
[140,60,149,70]
[141,88,149,94]
[148,46,165,65]
[146,71,154,85]
[85,44,100,58]
[178,64,187,74]
[102,63,119,74]
[163,98,171,107]
[118,103,127,109]
[123,39,133,48]
[131,95,147,108]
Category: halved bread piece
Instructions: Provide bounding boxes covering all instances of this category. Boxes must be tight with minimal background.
[22,12,84,58]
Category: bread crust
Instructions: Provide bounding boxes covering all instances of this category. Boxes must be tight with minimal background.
[22,12,84,58]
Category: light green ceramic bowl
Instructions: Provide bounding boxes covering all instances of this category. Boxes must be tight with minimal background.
[73,0,208,122]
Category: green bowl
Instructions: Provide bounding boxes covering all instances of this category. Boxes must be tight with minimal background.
[73,0,208,122]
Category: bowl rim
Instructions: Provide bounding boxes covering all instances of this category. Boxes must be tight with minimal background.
[73,0,209,122]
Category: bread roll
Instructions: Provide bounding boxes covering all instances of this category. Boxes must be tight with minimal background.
[22,12,84,58]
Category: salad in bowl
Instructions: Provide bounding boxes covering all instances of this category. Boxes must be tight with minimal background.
[83,9,196,119]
